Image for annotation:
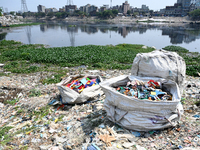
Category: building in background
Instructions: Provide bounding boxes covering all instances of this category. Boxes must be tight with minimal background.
[80,4,90,14]
[65,4,77,14]
[80,4,98,15]
[122,1,130,14]
[59,7,65,12]
[181,0,192,15]
[191,0,200,9]
[45,8,58,13]
[103,5,109,10]
[37,5,45,13]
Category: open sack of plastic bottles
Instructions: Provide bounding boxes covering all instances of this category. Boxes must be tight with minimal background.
[100,75,183,131]
[57,74,103,104]
[100,49,185,131]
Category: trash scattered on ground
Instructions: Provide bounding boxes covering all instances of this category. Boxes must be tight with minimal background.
[0,68,199,149]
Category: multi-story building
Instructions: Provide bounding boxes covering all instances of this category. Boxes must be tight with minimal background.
[182,0,192,15]
[103,5,109,9]
[122,1,130,14]
[80,4,90,14]
[65,5,77,13]
[165,0,192,16]
[37,5,46,13]
[141,5,149,13]
[191,0,200,8]
[89,5,98,15]
[80,4,98,15]
[45,8,58,13]
[89,5,98,13]
[100,6,106,12]
[59,7,65,12]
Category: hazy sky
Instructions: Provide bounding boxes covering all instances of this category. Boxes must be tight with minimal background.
[1,0,177,12]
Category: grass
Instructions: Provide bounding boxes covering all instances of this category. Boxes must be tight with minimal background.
[0,126,13,145]
[29,89,41,97]
[0,23,44,28]
[4,98,19,105]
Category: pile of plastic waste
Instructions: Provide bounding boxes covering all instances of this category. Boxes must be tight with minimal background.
[116,79,173,101]
[63,76,101,93]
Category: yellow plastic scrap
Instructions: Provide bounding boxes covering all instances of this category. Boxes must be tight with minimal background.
[26,130,33,135]
[55,118,59,123]
[79,88,84,93]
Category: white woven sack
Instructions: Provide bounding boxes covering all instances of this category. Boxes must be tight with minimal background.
[131,49,186,95]
[100,75,183,131]
[57,74,104,104]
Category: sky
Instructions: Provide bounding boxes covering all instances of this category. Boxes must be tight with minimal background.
[1,0,177,12]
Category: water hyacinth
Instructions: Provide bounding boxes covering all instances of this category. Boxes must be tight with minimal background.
[0,40,200,76]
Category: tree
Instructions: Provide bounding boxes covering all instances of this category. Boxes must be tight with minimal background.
[0,8,3,16]
[96,12,102,18]
[142,11,146,16]
[127,10,131,15]
[133,12,139,18]
[55,12,62,18]
[35,12,46,18]
[61,12,69,18]
[149,10,154,16]
[10,11,15,15]
[189,9,200,20]
[47,12,54,18]
[16,13,22,16]
[102,10,113,18]
[22,12,28,18]
[112,9,118,16]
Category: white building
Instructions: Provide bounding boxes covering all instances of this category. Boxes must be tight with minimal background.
[37,5,46,13]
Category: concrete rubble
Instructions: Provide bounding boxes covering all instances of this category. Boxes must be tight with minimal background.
[0,67,200,150]
[0,15,23,26]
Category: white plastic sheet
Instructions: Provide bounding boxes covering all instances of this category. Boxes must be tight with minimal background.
[131,49,186,95]
[100,75,183,131]
[57,74,103,104]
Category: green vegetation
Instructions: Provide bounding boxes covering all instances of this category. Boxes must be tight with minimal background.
[9,11,15,16]
[0,41,154,70]
[34,12,46,18]
[17,109,24,114]
[0,126,13,145]
[0,40,199,84]
[68,25,76,27]
[47,12,54,18]
[32,105,51,120]
[55,12,70,18]
[97,10,119,19]
[29,89,41,97]
[0,126,13,139]
[0,23,44,28]
[163,45,200,76]
[189,9,200,20]
[0,8,3,16]
[4,98,19,105]
[163,45,189,53]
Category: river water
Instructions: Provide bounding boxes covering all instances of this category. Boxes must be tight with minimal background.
[1,22,200,52]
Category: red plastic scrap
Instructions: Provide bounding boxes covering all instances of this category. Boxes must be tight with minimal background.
[148,80,160,88]
[57,104,65,110]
